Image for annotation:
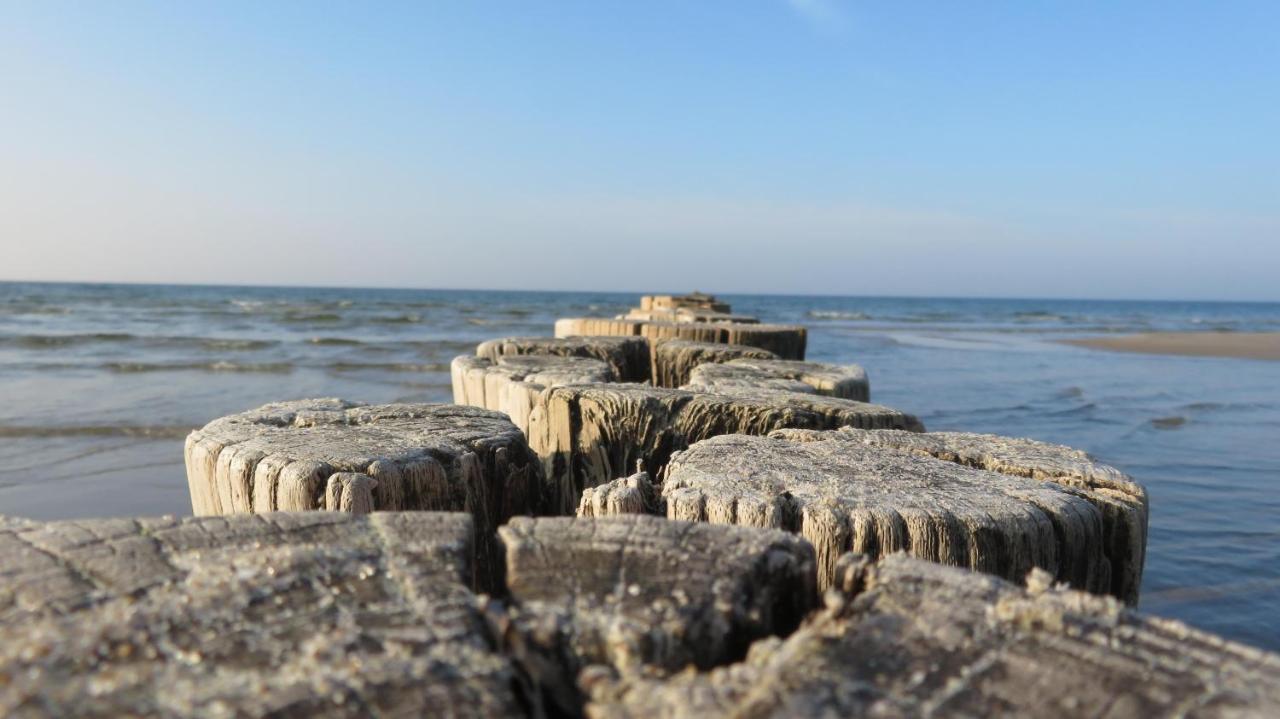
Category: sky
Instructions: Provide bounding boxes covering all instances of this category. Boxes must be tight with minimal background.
[1,1,1277,300]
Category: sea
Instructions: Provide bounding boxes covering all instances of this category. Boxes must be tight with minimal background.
[1,281,1277,650]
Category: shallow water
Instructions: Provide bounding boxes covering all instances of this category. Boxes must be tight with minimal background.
[1,282,1277,650]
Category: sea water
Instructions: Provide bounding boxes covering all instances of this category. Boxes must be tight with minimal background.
[1,282,1277,649]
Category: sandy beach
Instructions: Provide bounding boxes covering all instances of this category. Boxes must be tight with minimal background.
[1064,332,1280,361]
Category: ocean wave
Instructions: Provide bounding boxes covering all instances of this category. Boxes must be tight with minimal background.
[0,304,73,316]
[1013,311,1074,322]
[885,312,966,323]
[199,338,278,350]
[0,424,192,439]
[466,317,520,326]
[0,333,279,351]
[327,362,451,372]
[280,312,344,323]
[1049,402,1097,417]
[370,314,422,324]
[1151,416,1188,429]
[105,361,294,373]
[1182,402,1225,411]
[808,310,872,321]
[308,337,363,346]
[1,332,136,347]
[1189,319,1240,331]
[231,298,355,311]
[396,339,482,353]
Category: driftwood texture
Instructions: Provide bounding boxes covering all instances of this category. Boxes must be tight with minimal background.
[651,339,777,388]
[475,335,651,384]
[452,355,615,432]
[587,553,1280,718]
[774,427,1149,604]
[577,471,660,517]
[640,293,731,313]
[662,433,1113,593]
[494,515,816,716]
[526,383,924,514]
[184,399,542,588]
[687,358,870,401]
[554,317,807,360]
[623,309,758,324]
[0,512,532,718]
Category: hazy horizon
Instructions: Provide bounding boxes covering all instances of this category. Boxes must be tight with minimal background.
[6,276,1280,306]
[3,2,1277,301]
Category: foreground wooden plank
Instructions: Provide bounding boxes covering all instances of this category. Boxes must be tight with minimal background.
[587,553,1280,718]
[663,433,1114,593]
[526,383,923,514]
[495,515,816,716]
[0,512,530,718]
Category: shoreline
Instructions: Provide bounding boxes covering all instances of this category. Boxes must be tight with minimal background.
[1063,331,1280,361]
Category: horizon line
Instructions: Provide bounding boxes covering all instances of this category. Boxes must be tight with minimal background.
[1,277,1277,306]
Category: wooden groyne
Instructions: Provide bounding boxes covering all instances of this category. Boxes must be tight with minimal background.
[6,290,1273,717]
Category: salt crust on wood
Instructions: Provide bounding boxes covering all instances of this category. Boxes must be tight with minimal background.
[662,434,1111,593]
[651,339,777,388]
[525,383,924,514]
[0,512,530,718]
[687,358,870,401]
[554,317,807,360]
[494,515,816,715]
[774,426,1149,603]
[587,553,1280,718]
[476,335,651,383]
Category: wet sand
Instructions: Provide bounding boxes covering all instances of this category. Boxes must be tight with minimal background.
[1064,332,1280,361]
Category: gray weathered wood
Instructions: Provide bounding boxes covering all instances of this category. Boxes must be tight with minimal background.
[526,383,924,514]
[683,385,923,433]
[452,354,615,432]
[623,308,759,324]
[774,426,1149,603]
[640,292,731,313]
[577,471,660,517]
[475,335,651,383]
[587,553,1280,718]
[0,512,532,718]
[323,471,378,513]
[184,398,543,588]
[663,433,1112,593]
[554,317,807,360]
[687,358,870,401]
[494,515,816,716]
[651,339,777,388]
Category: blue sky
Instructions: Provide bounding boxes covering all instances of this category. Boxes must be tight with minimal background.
[2,1,1277,299]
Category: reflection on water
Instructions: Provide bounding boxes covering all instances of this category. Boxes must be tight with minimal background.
[1,282,1278,650]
